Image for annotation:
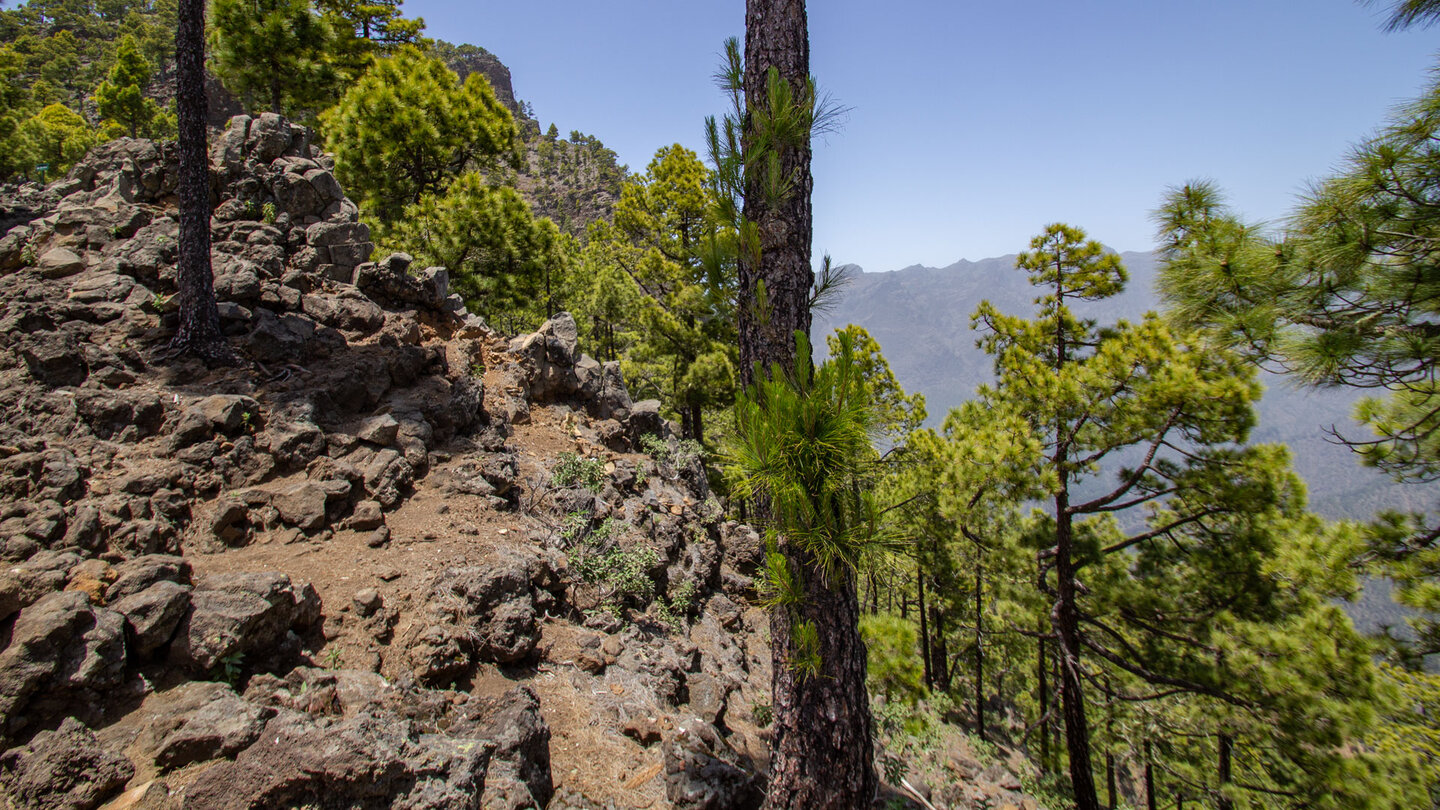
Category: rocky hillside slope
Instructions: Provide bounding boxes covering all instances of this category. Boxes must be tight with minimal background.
[0,114,777,810]
[0,117,1051,810]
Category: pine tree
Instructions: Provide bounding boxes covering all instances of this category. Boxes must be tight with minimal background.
[388,171,566,327]
[0,46,31,179]
[1152,75,1440,653]
[208,0,335,116]
[321,45,516,227]
[93,34,162,138]
[704,1,876,804]
[724,330,887,808]
[318,0,421,48]
[21,102,94,176]
[972,224,1259,809]
[588,144,738,443]
[317,0,423,85]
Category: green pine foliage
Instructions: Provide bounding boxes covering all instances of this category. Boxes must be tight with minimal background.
[0,46,31,179]
[319,0,425,84]
[92,34,167,138]
[860,614,928,706]
[209,0,337,117]
[576,144,738,444]
[726,331,893,585]
[21,102,95,176]
[321,45,518,226]
[862,223,1419,809]
[824,325,926,446]
[385,171,568,328]
[1154,74,1440,656]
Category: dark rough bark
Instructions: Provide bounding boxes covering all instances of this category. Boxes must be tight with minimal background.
[738,0,813,388]
[974,563,985,741]
[1038,634,1050,769]
[918,568,931,688]
[932,604,949,690]
[1218,735,1234,810]
[763,554,875,810]
[1055,493,1101,810]
[739,2,875,808]
[1144,741,1157,810]
[170,0,232,363]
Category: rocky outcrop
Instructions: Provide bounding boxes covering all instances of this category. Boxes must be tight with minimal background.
[405,549,557,685]
[0,117,774,810]
[0,718,134,810]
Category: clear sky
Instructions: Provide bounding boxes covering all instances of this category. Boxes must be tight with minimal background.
[407,0,1438,273]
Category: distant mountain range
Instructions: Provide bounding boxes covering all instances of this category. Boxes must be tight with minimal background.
[814,250,1433,523]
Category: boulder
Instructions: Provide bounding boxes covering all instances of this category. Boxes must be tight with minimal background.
[0,718,133,810]
[36,247,84,279]
[177,707,496,810]
[171,572,319,673]
[407,551,549,684]
[626,399,669,444]
[197,395,259,433]
[20,331,88,387]
[0,591,126,742]
[143,682,271,771]
[662,717,763,810]
[269,481,329,531]
[112,581,191,656]
[106,555,193,602]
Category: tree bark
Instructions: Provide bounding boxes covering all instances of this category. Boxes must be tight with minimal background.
[1056,498,1101,810]
[1218,734,1234,810]
[170,0,231,363]
[1038,634,1050,769]
[764,557,875,809]
[740,2,875,808]
[1144,742,1157,810]
[738,0,813,388]
[918,566,932,689]
[975,562,985,741]
[932,603,950,690]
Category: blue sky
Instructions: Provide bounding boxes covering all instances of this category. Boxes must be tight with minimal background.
[408,1,1438,273]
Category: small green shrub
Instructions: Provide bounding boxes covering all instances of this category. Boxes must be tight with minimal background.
[751,700,773,727]
[570,518,657,616]
[656,579,700,630]
[641,434,705,469]
[213,650,245,686]
[19,243,36,266]
[261,202,277,224]
[551,452,606,492]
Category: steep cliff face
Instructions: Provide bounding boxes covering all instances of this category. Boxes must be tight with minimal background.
[435,40,520,115]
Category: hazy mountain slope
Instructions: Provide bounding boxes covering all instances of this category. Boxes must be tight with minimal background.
[815,250,1432,521]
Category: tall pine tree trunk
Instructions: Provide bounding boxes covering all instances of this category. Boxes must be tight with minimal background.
[975,562,985,741]
[1218,734,1234,810]
[740,2,875,807]
[1144,741,1157,810]
[1038,633,1050,769]
[738,0,814,386]
[918,566,932,688]
[170,0,230,362]
[1055,499,1101,810]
